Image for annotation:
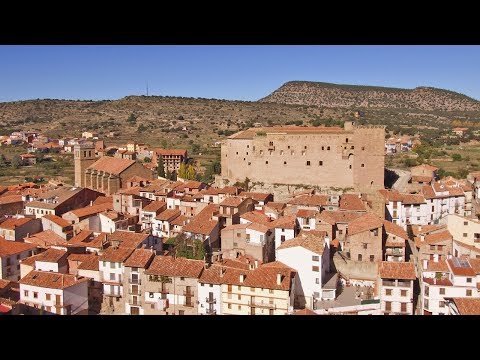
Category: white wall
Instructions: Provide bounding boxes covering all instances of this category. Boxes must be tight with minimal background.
[35,261,60,273]
[20,283,64,314]
[1,249,35,281]
[197,282,222,315]
[100,260,124,296]
[447,214,480,248]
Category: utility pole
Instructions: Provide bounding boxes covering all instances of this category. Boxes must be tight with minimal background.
[146,81,149,96]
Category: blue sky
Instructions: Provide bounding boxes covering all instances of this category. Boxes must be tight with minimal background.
[0,45,479,102]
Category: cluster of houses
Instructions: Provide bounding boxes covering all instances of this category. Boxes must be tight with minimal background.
[0,163,479,315]
[384,135,416,155]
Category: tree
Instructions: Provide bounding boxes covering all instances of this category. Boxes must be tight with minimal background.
[11,155,22,169]
[451,153,462,162]
[157,156,166,178]
[143,157,151,163]
[191,143,200,154]
[185,164,196,180]
[178,162,187,178]
[0,154,6,167]
[127,113,137,124]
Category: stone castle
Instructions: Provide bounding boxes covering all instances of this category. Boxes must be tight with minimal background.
[218,120,385,193]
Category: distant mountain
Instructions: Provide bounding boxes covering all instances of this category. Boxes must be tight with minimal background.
[259,81,480,112]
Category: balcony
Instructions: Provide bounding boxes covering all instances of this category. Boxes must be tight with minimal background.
[382,280,396,287]
[129,288,141,296]
[129,297,142,306]
[385,248,404,255]
[128,278,142,285]
[205,297,216,304]
[103,288,122,297]
[206,308,216,315]
[184,290,194,297]
[248,300,276,309]
[184,301,194,307]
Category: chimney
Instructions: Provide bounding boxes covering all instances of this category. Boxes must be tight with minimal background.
[433,278,436,285]
[240,274,245,283]
[420,234,425,242]
[254,260,258,269]
[90,200,93,206]
[422,259,428,270]
[276,273,282,285]
[418,225,422,231]
[150,246,154,253]
[220,267,225,277]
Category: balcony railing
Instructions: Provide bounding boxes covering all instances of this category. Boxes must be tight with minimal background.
[184,290,194,297]
[103,288,122,297]
[184,301,194,307]
[248,300,276,309]
[382,280,396,287]
[129,297,142,306]
[205,297,216,304]
[128,278,142,285]
[129,289,141,296]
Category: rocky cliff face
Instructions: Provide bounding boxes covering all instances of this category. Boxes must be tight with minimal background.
[260,81,480,112]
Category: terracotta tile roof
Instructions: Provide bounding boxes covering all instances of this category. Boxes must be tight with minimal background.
[171,215,189,226]
[108,231,149,249]
[142,201,167,213]
[24,230,67,247]
[219,196,245,207]
[448,298,480,315]
[26,200,57,210]
[77,255,100,271]
[316,210,362,225]
[67,202,113,218]
[296,209,317,218]
[347,213,383,236]
[182,204,219,235]
[67,230,105,249]
[217,258,251,271]
[20,254,39,267]
[293,308,318,315]
[124,249,155,268]
[175,181,204,191]
[19,270,89,289]
[423,260,449,272]
[421,185,437,199]
[219,186,242,195]
[87,156,135,175]
[379,261,416,280]
[238,191,272,202]
[0,237,36,257]
[287,194,329,207]
[269,215,297,229]
[92,196,113,206]
[423,277,453,286]
[264,202,286,212]
[247,222,270,233]
[99,246,135,263]
[240,211,272,225]
[339,194,366,211]
[220,264,295,291]
[447,258,477,276]
[0,195,23,205]
[117,186,141,195]
[199,264,224,284]
[154,148,187,156]
[425,230,452,244]
[34,248,68,263]
[411,175,433,183]
[467,258,480,274]
[127,175,150,183]
[67,253,96,262]
[277,231,326,255]
[383,220,408,240]
[402,194,426,205]
[145,255,204,278]
[0,217,33,230]
[412,224,446,236]
[412,164,438,171]
[155,209,181,221]
[43,214,71,228]
[222,223,250,232]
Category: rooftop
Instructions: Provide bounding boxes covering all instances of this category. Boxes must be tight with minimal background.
[347,212,383,236]
[0,217,33,230]
[145,255,204,278]
[378,261,416,280]
[277,232,326,255]
[87,156,136,175]
[229,126,346,140]
[0,237,36,257]
[19,270,89,289]
[123,248,155,268]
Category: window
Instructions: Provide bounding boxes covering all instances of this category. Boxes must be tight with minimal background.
[467,289,473,296]
[201,283,204,287]
[369,255,375,262]
[358,254,363,261]
[269,141,273,146]
[349,165,352,169]
[131,267,138,273]
[280,235,285,243]
[319,161,323,166]
[439,301,445,308]
[400,290,407,297]
[463,233,468,237]
[371,229,378,236]
[280,150,284,155]
[339,229,343,235]
[238,286,241,291]
[304,146,307,149]
[400,303,407,313]
[265,161,268,164]
[109,273,115,281]
[228,303,231,309]
[361,146,365,150]
[238,305,241,310]
[149,292,154,298]
[345,138,349,143]
[386,289,392,296]
[237,294,241,300]
[312,266,319,272]
[363,243,368,249]
[283,161,287,165]
[46,294,51,301]
[33,292,38,299]
[312,255,319,261]
[269,289,274,294]
[385,302,392,311]
[250,287,255,292]
[180,277,185,281]
[430,245,435,251]
[315,278,319,284]
[102,261,106,267]
[361,164,365,168]
[24,290,29,297]
[439,288,445,295]
[110,262,115,269]
[321,146,324,150]
[288,146,290,149]
[248,162,251,165]
[302,151,306,156]
[228,284,232,292]
[467,278,472,283]
[464,221,468,226]
[306,161,311,166]
[474,233,480,243]
[327,146,330,150]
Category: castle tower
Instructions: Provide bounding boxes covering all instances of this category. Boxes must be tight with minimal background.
[74,143,96,187]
